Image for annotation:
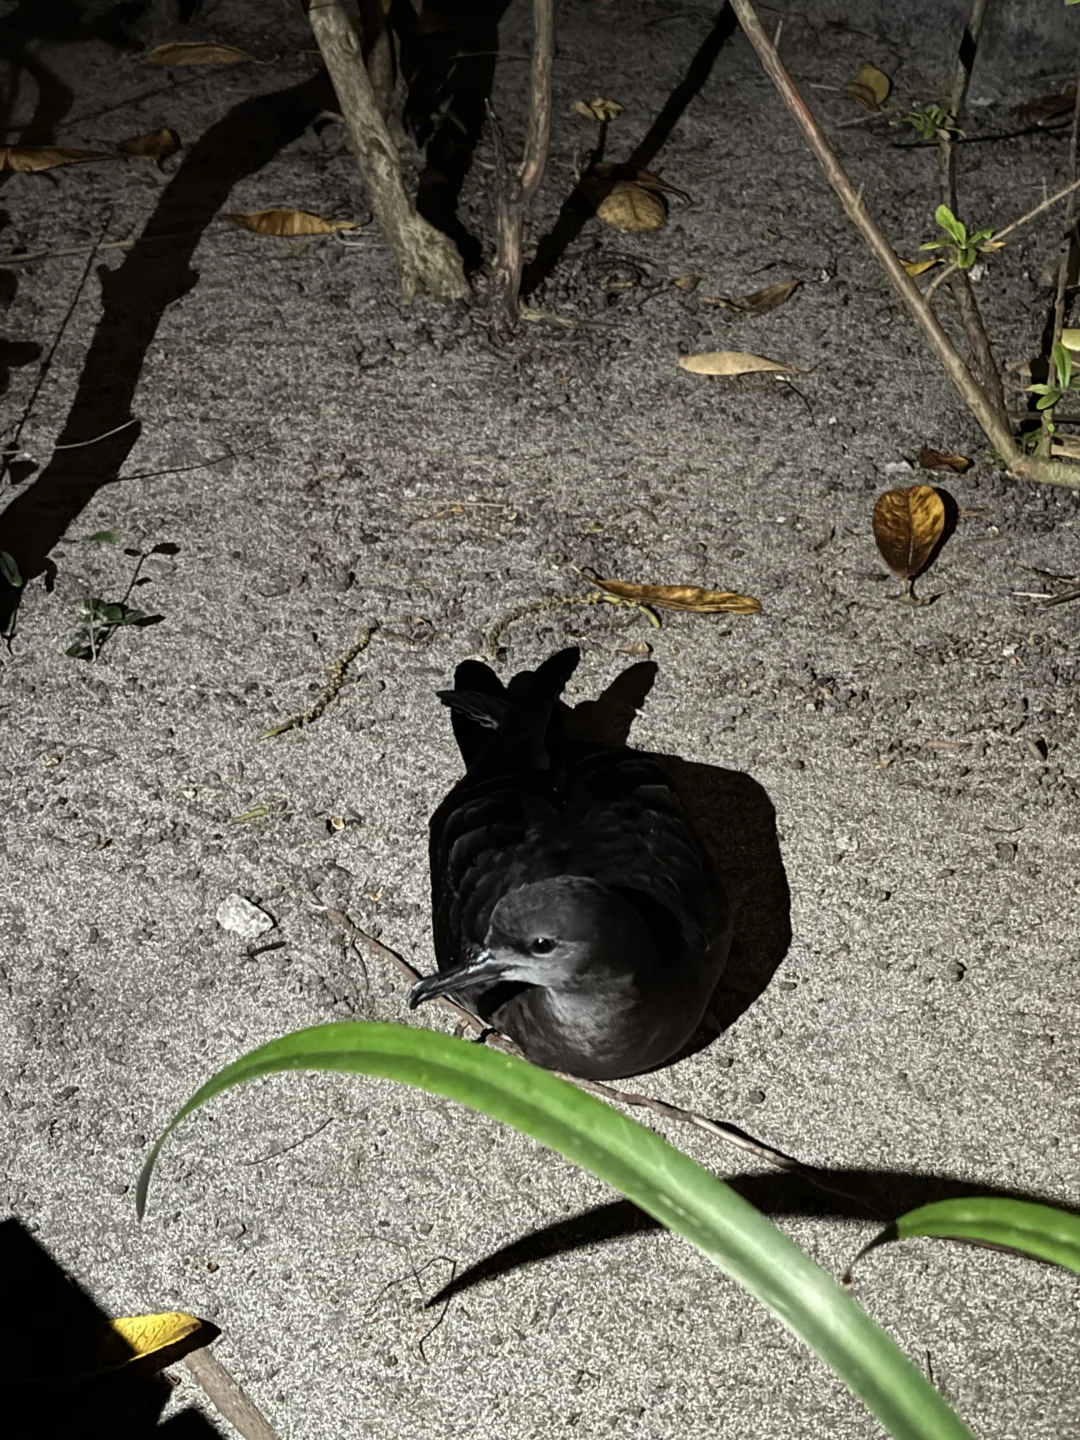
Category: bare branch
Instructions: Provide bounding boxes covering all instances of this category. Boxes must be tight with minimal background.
[728,0,1080,487]
[307,0,468,301]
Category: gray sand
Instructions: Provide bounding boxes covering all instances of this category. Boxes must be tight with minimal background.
[1,2,1078,1437]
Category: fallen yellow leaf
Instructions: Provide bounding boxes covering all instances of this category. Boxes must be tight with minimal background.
[678,351,796,376]
[77,1312,218,1380]
[848,62,891,109]
[147,41,255,66]
[225,208,359,236]
[591,576,761,614]
[872,484,946,582]
[903,256,940,278]
[0,146,111,172]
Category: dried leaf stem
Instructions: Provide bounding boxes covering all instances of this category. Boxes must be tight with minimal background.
[315,906,878,1214]
[306,0,467,301]
[489,0,555,330]
[728,0,1080,487]
[261,624,377,739]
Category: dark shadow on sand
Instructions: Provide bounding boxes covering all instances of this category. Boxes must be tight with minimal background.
[0,69,336,633]
[0,1217,225,1438]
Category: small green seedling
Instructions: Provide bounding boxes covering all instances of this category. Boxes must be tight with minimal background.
[903,105,964,141]
[1028,340,1080,412]
[67,531,175,662]
[920,204,1000,269]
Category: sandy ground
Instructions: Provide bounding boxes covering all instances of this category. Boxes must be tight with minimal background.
[1,2,1078,1437]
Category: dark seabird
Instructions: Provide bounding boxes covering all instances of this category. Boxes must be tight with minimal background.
[408,647,732,1080]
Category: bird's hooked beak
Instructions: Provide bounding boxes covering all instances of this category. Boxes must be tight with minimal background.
[407,948,511,1010]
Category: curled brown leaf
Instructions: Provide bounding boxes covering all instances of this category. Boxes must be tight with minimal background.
[225,208,358,236]
[146,42,255,66]
[590,575,761,614]
[0,146,111,172]
[678,351,796,376]
[118,128,181,166]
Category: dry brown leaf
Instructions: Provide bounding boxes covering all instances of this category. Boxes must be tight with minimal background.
[0,145,111,173]
[918,447,971,474]
[573,97,623,122]
[592,576,761,614]
[595,182,665,232]
[1049,434,1080,460]
[678,350,796,377]
[902,256,939,278]
[616,640,653,657]
[847,62,891,109]
[672,274,700,292]
[147,41,255,66]
[118,128,181,165]
[700,279,798,314]
[225,208,359,236]
[872,484,946,581]
[1012,84,1077,128]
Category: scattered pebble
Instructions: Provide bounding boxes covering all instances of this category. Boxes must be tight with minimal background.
[216,893,275,940]
[994,841,1018,864]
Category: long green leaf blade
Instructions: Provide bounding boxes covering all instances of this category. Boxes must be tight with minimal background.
[137,1022,975,1440]
[880,1197,1080,1274]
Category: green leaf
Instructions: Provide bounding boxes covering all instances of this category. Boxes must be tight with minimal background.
[1036,391,1062,411]
[100,604,125,624]
[136,1022,976,1440]
[849,1197,1080,1277]
[1052,340,1073,392]
[86,530,118,544]
[66,639,93,660]
[934,204,966,246]
[117,607,149,625]
[918,240,945,251]
[0,551,22,587]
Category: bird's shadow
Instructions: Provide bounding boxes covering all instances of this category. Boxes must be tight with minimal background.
[566,661,791,1041]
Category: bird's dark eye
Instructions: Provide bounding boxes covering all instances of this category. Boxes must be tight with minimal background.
[529,937,556,955]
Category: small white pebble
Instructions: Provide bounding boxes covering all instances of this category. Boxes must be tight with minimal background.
[216,894,274,941]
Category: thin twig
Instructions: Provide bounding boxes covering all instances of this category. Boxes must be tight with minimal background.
[486,591,660,657]
[489,0,555,330]
[993,175,1080,245]
[315,908,880,1215]
[3,215,108,478]
[52,418,139,450]
[181,1347,281,1440]
[728,0,1080,486]
[937,0,1007,426]
[0,230,205,265]
[261,624,377,739]
[1041,76,1080,453]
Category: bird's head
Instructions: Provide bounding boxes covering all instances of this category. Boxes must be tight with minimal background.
[408,877,642,1009]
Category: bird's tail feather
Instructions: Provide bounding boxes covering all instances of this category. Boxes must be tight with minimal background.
[439,647,580,766]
